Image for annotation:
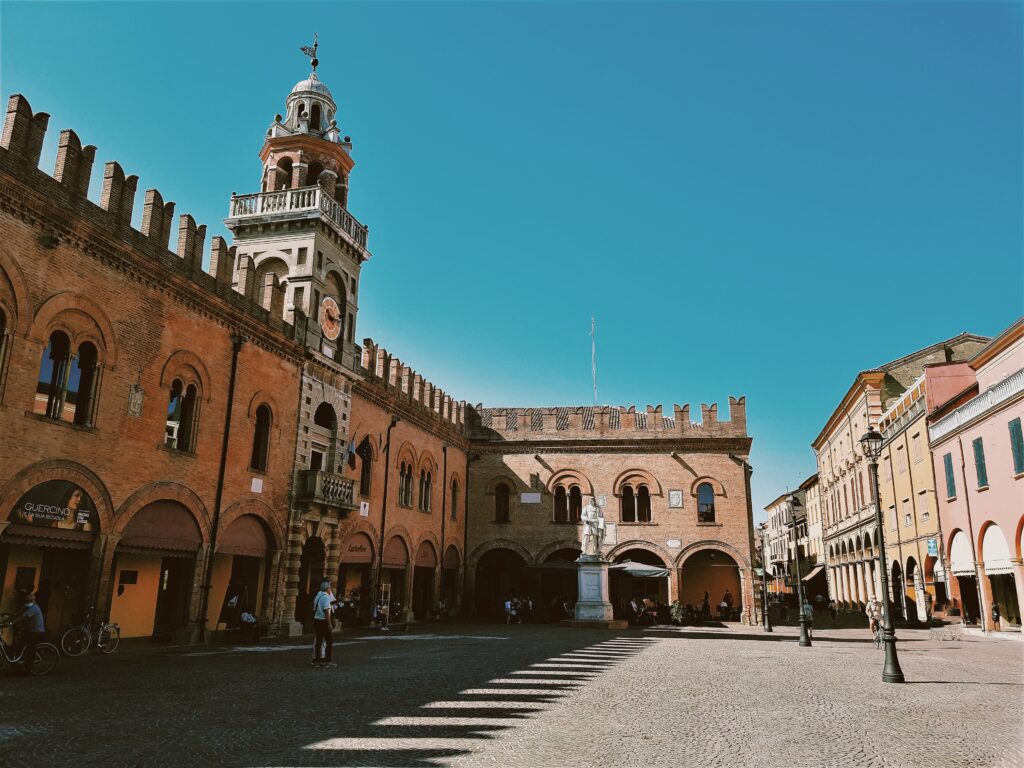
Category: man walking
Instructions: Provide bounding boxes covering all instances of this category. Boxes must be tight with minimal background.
[311,580,336,667]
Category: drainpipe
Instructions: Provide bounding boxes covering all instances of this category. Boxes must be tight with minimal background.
[462,453,476,615]
[439,444,448,604]
[373,416,400,602]
[885,442,907,616]
[198,332,246,642]
[957,435,986,633]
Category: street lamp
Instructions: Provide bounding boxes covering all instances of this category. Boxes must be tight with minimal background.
[759,526,773,632]
[785,495,811,647]
[861,424,906,684]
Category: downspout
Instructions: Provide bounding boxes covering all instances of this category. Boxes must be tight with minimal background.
[885,441,907,616]
[198,332,246,642]
[462,453,474,615]
[956,435,986,633]
[439,444,448,604]
[373,416,400,602]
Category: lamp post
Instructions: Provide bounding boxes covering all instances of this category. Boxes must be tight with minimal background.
[861,425,906,684]
[760,526,773,632]
[786,495,811,647]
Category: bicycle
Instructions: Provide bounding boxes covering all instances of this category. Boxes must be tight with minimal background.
[0,614,60,676]
[61,608,120,657]
[871,620,882,650]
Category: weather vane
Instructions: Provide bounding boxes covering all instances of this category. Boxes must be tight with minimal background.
[300,34,319,72]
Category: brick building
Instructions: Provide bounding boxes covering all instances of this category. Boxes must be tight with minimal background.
[0,94,303,641]
[0,61,758,640]
[464,402,756,623]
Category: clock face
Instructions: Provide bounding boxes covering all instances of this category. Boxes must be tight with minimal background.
[319,296,342,340]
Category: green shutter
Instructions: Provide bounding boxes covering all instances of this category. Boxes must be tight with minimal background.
[1010,418,1024,475]
[972,438,988,488]
[943,453,956,498]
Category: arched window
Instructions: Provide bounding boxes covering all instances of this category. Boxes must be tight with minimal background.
[697,483,716,523]
[308,161,324,187]
[424,471,432,512]
[34,333,103,426]
[310,103,322,132]
[36,331,71,419]
[620,485,636,523]
[0,307,7,400]
[311,402,337,471]
[276,157,293,191]
[418,469,426,510]
[398,462,413,507]
[637,485,652,523]
[450,477,459,520]
[554,485,568,523]
[166,378,199,452]
[569,485,582,522]
[418,469,432,512]
[358,440,372,496]
[250,404,272,471]
[495,483,510,523]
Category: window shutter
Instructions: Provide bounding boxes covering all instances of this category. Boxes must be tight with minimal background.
[1010,418,1024,475]
[943,453,956,498]
[972,438,988,488]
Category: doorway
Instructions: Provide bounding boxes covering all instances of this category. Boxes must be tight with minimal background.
[153,557,194,642]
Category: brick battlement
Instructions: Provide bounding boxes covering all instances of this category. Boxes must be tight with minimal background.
[359,337,467,431]
[0,94,296,348]
[468,398,747,441]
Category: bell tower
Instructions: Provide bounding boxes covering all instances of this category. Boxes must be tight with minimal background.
[225,39,370,369]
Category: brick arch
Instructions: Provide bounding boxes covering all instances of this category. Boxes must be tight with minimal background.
[30,292,118,368]
[1016,514,1024,560]
[546,469,594,497]
[219,498,283,550]
[468,538,534,567]
[534,539,582,563]
[675,540,750,569]
[340,519,380,555]
[689,476,726,497]
[414,531,441,563]
[608,539,673,566]
[160,349,212,400]
[0,248,32,335]
[418,451,439,475]
[113,481,211,542]
[352,431,379,460]
[383,525,414,560]
[394,440,418,470]
[246,389,284,421]
[484,474,520,495]
[0,459,115,533]
[612,469,662,496]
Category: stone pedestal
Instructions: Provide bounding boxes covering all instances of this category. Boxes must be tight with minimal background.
[574,557,614,622]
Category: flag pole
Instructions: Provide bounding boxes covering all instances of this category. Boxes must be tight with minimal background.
[591,316,598,406]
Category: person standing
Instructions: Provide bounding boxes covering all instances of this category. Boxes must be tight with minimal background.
[802,599,814,639]
[11,591,46,675]
[311,580,336,667]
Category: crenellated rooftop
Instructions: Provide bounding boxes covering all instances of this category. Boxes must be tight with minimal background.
[468,399,748,441]
[0,94,302,351]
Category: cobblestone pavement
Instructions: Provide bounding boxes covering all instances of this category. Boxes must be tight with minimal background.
[1,622,1020,768]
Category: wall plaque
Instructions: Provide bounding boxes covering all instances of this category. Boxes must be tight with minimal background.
[668,490,683,508]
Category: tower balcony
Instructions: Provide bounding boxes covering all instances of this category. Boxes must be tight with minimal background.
[295,469,357,512]
[227,186,368,252]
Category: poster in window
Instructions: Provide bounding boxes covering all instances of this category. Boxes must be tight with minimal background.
[9,481,97,532]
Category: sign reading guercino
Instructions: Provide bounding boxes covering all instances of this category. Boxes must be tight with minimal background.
[10,481,98,532]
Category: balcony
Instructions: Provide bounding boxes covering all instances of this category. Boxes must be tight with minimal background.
[929,367,1024,443]
[227,186,369,252]
[296,469,356,511]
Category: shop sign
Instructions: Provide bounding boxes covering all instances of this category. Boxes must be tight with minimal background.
[9,481,97,531]
[927,538,939,556]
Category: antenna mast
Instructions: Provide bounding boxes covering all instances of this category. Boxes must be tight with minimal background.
[591,316,598,406]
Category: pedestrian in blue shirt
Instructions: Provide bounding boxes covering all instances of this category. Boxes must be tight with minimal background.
[11,591,46,675]
[311,580,336,667]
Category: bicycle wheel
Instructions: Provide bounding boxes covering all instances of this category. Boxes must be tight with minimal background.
[97,624,120,654]
[61,626,91,657]
[30,643,60,675]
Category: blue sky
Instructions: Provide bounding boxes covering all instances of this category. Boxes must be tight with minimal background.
[3,1,1021,518]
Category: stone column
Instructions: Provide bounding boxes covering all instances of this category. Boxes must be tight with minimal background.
[858,561,869,606]
[976,563,995,632]
[1011,559,1024,627]
[842,564,853,608]
[281,515,305,635]
[188,543,209,644]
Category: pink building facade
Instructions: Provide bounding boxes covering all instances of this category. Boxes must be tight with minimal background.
[929,319,1024,632]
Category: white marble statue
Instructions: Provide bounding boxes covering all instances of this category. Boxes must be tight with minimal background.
[580,498,605,558]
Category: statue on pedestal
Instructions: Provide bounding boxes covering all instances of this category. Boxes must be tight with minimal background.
[580,498,605,559]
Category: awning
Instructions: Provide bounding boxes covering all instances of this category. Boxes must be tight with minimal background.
[802,565,825,583]
[340,533,374,565]
[382,536,408,568]
[218,515,269,557]
[609,561,670,579]
[2,523,94,551]
[119,501,201,554]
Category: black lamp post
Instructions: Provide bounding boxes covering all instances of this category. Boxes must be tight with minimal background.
[760,526,773,632]
[786,495,811,647]
[861,425,906,684]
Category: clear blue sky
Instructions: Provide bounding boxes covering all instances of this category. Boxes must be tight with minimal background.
[3,1,1021,518]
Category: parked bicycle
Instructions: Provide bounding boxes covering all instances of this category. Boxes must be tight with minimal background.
[61,608,120,657]
[0,613,60,675]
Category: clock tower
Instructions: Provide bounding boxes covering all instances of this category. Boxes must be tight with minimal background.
[225,44,369,632]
